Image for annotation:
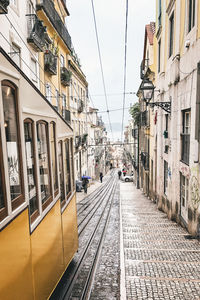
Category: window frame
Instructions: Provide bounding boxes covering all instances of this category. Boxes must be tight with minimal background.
[181,109,190,165]
[2,80,25,211]
[0,130,8,222]
[169,11,174,58]
[50,121,59,197]
[36,120,52,211]
[24,118,39,223]
[188,0,196,33]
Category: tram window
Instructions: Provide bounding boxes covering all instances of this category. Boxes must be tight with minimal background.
[50,122,58,196]
[36,121,52,207]
[0,132,7,221]
[58,141,65,202]
[64,139,71,198]
[70,138,75,191]
[24,120,39,221]
[2,81,23,209]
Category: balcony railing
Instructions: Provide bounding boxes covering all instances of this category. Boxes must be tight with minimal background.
[27,14,47,51]
[61,67,71,86]
[75,136,81,148]
[37,0,72,50]
[181,134,190,165]
[0,0,9,14]
[44,50,57,75]
[141,151,149,171]
[77,99,84,113]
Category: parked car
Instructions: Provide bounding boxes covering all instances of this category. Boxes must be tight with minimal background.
[122,174,134,182]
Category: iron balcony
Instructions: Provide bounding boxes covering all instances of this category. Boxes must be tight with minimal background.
[37,0,71,50]
[27,14,47,52]
[61,67,71,86]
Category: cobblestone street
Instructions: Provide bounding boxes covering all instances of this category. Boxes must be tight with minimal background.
[120,182,200,300]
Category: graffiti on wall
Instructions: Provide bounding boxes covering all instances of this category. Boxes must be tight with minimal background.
[190,176,200,210]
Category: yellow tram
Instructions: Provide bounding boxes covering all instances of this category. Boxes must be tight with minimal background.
[0,47,78,300]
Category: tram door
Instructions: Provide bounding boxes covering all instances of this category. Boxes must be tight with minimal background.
[180,173,189,224]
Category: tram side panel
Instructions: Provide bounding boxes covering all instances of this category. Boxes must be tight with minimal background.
[0,50,79,300]
[0,209,34,300]
[61,194,79,267]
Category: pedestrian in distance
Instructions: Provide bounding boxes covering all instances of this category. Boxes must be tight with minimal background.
[100,172,103,183]
[118,170,122,180]
[122,168,127,176]
[82,177,89,194]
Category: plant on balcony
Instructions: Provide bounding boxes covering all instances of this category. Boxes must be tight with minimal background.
[0,0,9,14]
[61,67,72,86]
[44,50,57,75]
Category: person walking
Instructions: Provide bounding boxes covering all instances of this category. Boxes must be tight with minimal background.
[100,172,103,183]
[82,177,89,194]
[118,170,122,180]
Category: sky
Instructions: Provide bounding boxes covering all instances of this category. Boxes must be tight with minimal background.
[67,0,156,142]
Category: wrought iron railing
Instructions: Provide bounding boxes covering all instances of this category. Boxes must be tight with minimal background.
[61,67,71,86]
[44,50,57,75]
[37,0,71,50]
[181,134,190,165]
[27,14,47,51]
[0,0,9,14]
[141,151,149,171]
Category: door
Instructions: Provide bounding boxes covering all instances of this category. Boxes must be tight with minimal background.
[180,173,189,223]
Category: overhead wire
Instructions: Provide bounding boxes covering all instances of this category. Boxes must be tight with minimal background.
[121,0,129,142]
[91,0,113,140]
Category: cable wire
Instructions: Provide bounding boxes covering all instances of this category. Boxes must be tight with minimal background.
[121,0,129,142]
[91,0,113,140]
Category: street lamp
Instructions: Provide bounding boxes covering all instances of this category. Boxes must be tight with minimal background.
[140,78,155,101]
[140,78,171,113]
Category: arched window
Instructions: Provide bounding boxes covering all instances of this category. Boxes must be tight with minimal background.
[50,122,58,196]
[36,121,52,209]
[24,119,39,222]
[2,80,24,210]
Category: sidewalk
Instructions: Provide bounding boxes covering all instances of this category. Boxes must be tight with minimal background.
[120,182,200,300]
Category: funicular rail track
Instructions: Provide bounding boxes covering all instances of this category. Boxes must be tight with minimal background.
[50,171,118,300]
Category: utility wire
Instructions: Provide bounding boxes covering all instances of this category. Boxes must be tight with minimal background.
[121,0,129,142]
[91,0,113,140]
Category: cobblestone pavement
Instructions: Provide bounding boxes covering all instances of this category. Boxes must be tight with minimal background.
[120,182,200,300]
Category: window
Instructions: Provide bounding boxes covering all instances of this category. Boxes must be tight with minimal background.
[50,122,58,196]
[169,12,174,58]
[180,173,189,207]
[60,54,65,68]
[56,90,60,111]
[24,119,39,222]
[45,83,51,102]
[158,0,162,26]
[70,138,75,191]
[164,160,168,194]
[36,121,52,209]
[10,43,21,67]
[158,39,161,73]
[64,139,71,198]
[2,81,24,210]
[0,132,7,221]
[62,94,66,118]
[31,58,37,82]
[181,110,190,164]
[58,141,65,202]
[188,0,195,33]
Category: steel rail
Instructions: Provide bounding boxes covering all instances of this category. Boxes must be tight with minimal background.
[61,176,117,299]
